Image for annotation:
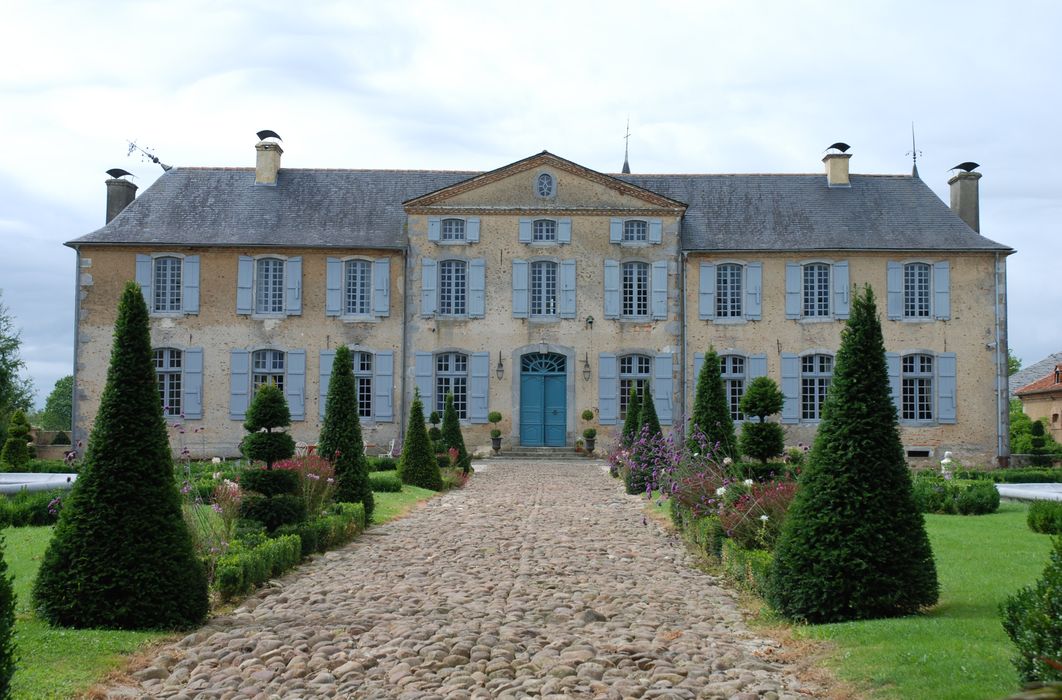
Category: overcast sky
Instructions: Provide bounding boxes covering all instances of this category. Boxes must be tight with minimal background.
[1,1,1059,407]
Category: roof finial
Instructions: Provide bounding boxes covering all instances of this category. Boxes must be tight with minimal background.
[622,117,631,174]
[907,122,922,178]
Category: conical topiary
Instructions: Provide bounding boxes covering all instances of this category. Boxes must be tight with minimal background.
[399,389,442,490]
[639,384,662,440]
[441,392,470,474]
[768,286,938,622]
[241,384,295,469]
[0,534,14,697]
[319,346,374,520]
[621,386,642,448]
[32,281,208,629]
[688,349,736,458]
[0,409,32,469]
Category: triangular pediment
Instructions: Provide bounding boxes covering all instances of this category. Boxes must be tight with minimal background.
[403,151,687,214]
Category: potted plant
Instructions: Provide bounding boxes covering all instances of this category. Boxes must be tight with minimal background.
[488,411,503,453]
[581,409,597,454]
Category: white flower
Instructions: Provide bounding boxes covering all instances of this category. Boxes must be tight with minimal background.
[715,486,727,496]
[723,457,733,466]
[759,514,769,522]
[743,479,754,486]
[693,452,700,458]
[211,456,222,464]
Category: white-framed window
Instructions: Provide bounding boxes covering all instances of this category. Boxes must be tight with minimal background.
[344,259,371,316]
[255,258,285,315]
[623,220,648,243]
[530,261,558,317]
[441,218,466,242]
[435,352,468,419]
[902,353,934,421]
[154,348,182,417]
[439,260,468,316]
[252,349,285,392]
[802,263,831,318]
[619,354,652,418]
[800,354,833,420]
[903,263,931,319]
[353,351,373,419]
[716,263,743,318]
[136,253,200,316]
[153,256,182,313]
[536,173,555,197]
[532,219,557,242]
[622,261,650,318]
[721,354,746,421]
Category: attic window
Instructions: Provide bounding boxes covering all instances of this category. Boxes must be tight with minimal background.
[536,173,555,198]
[1055,365,1061,383]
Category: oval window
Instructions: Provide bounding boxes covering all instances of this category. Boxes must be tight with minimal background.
[536,173,554,197]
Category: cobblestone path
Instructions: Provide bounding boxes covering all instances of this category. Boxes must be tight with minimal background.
[110,461,816,699]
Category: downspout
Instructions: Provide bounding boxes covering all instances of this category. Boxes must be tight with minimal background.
[995,251,1010,466]
[70,245,82,447]
[399,240,410,446]
[679,249,688,439]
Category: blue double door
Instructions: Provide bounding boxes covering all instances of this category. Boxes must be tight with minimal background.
[519,353,567,447]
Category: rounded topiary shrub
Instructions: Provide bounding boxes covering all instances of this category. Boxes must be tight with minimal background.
[239,493,307,533]
[242,467,300,497]
[0,410,32,470]
[1028,500,1062,535]
[241,384,295,469]
[1001,535,1062,683]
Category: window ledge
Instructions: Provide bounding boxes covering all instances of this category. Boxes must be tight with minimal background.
[711,317,748,326]
[900,420,938,427]
[434,240,470,246]
[339,315,380,324]
[796,316,837,324]
[894,317,935,324]
[250,313,287,321]
[527,241,561,247]
[615,241,651,248]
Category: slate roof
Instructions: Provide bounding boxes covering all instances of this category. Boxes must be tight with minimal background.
[1011,352,1062,397]
[71,165,1011,254]
[1014,369,1062,397]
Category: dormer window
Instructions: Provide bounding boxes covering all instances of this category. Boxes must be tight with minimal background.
[1055,365,1061,384]
[536,173,555,197]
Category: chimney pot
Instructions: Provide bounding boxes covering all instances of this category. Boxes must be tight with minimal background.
[105,177,138,223]
[948,170,981,232]
[255,140,283,185]
[822,152,852,188]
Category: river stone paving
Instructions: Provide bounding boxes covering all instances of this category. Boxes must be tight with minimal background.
[108,461,815,699]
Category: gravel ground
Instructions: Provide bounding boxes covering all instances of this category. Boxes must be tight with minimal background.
[106,460,817,699]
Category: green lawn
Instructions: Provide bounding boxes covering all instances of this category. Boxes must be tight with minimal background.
[796,502,1054,700]
[373,484,440,523]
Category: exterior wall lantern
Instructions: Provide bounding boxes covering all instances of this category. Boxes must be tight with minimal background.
[495,351,504,380]
[585,315,594,330]
[583,353,592,382]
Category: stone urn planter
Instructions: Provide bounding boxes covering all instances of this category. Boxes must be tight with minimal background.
[582,426,597,455]
[491,434,502,453]
[488,411,503,454]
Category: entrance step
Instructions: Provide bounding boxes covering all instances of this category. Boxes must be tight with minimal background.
[489,447,600,461]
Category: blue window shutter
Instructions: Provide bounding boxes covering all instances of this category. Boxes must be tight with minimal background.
[748,354,768,379]
[285,257,302,316]
[937,352,957,424]
[693,352,705,385]
[651,260,668,320]
[609,218,622,244]
[699,262,716,320]
[373,258,390,317]
[468,258,486,318]
[746,263,762,320]
[512,259,529,318]
[374,350,394,422]
[469,352,489,423]
[229,349,250,420]
[466,217,480,243]
[427,217,441,242]
[833,261,850,319]
[603,259,620,319]
[598,352,618,424]
[325,258,342,316]
[318,350,335,419]
[236,256,253,315]
[135,254,152,308]
[559,259,577,318]
[558,218,572,244]
[415,352,434,409]
[785,263,801,319]
[421,258,437,317]
[648,219,663,244]
[182,256,200,314]
[780,353,799,423]
[285,350,306,420]
[934,261,951,320]
[182,347,203,419]
[654,353,674,425]
[886,352,901,414]
[886,262,903,319]
[518,218,532,243]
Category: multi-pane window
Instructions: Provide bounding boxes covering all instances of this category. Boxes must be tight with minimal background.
[436,352,468,419]
[255,258,285,314]
[623,220,648,242]
[902,354,934,421]
[438,260,467,316]
[621,261,650,318]
[716,263,743,318]
[344,260,371,316]
[904,263,931,318]
[619,354,652,418]
[252,349,285,392]
[801,354,833,420]
[530,261,557,316]
[153,348,182,417]
[153,257,182,312]
[532,219,556,242]
[536,173,554,197]
[803,263,830,317]
[441,218,466,241]
[720,355,746,421]
[353,351,373,418]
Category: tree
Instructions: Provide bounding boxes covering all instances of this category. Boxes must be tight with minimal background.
[688,349,736,459]
[738,377,786,463]
[768,286,938,622]
[639,384,662,440]
[33,281,208,629]
[241,384,295,469]
[621,386,642,448]
[1029,419,1052,467]
[1001,535,1062,683]
[399,389,442,490]
[0,535,14,698]
[318,346,374,520]
[1008,349,1022,376]
[441,392,470,473]
[0,294,34,450]
[41,375,73,431]
[0,410,32,469]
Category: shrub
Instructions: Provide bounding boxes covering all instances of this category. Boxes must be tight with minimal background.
[215,534,302,601]
[688,514,727,560]
[369,456,397,472]
[1029,501,1062,535]
[239,493,306,533]
[274,455,336,517]
[0,534,14,698]
[241,468,300,497]
[1030,420,1054,467]
[718,479,799,550]
[728,460,792,483]
[912,475,1000,515]
[33,281,208,630]
[441,392,470,474]
[621,387,642,448]
[241,384,295,469]
[0,410,32,470]
[0,489,63,527]
[768,287,938,622]
[398,389,442,490]
[956,480,1001,515]
[722,539,773,596]
[639,384,662,441]
[435,454,451,470]
[688,349,736,458]
[369,471,402,493]
[441,468,470,490]
[276,502,365,558]
[956,468,1062,484]
[318,346,373,520]
[51,431,70,445]
[1001,536,1062,683]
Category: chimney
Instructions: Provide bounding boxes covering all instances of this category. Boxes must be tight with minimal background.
[948,170,981,232]
[105,176,137,223]
[255,139,283,186]
[822,152,852,188]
